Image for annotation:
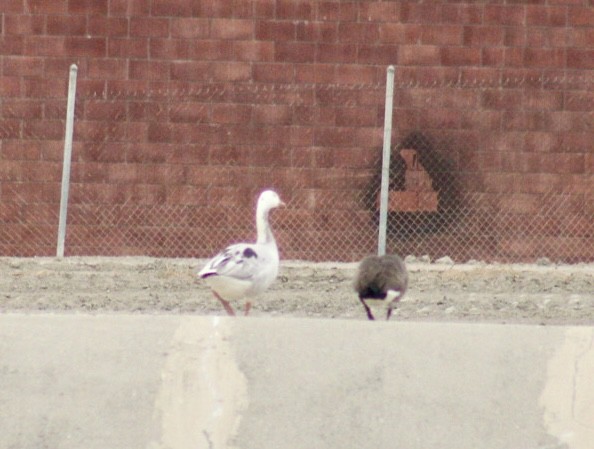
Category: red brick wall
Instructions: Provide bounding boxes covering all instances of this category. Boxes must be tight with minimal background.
[0,1,593,261]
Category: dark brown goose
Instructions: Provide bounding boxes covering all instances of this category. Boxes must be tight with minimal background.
[354,254,408,320]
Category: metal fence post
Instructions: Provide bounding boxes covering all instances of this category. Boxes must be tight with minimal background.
[56,64,78,257]
[378,65,395,256]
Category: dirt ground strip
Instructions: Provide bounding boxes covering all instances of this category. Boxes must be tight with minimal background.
[0,257,592,325]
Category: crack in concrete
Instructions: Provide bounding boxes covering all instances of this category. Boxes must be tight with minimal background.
[151,317,248,449]
[540,327,594,449]
[202,430,214,449]
[571,331,594,428]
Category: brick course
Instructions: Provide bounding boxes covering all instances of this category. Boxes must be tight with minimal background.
[0,0,592,261]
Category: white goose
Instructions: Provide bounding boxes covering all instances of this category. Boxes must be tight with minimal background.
[354,254,408,320]
[198,190,285,316]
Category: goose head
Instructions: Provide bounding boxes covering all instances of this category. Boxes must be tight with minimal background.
[257,190,286,212]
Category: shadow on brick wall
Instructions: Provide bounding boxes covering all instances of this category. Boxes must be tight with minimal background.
[366,131,462,239]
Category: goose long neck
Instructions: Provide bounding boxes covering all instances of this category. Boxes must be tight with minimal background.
[256,205,275,245]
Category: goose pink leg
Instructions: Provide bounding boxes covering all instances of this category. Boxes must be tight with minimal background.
[213,292,235,316]
[244,301,252,316]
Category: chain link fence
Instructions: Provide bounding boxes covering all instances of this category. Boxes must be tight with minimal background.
[0,72,592,262]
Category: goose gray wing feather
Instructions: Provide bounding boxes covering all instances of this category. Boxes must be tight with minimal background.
[198,243,261,281]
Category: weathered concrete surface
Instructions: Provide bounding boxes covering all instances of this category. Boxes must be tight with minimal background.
[0,314,592,449]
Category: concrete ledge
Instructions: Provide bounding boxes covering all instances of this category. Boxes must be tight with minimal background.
[0,314,592,449]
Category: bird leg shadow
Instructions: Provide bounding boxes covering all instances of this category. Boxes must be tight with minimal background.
[213,292,236,316]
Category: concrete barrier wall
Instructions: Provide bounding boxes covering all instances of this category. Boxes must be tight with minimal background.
[0,314,592,449]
